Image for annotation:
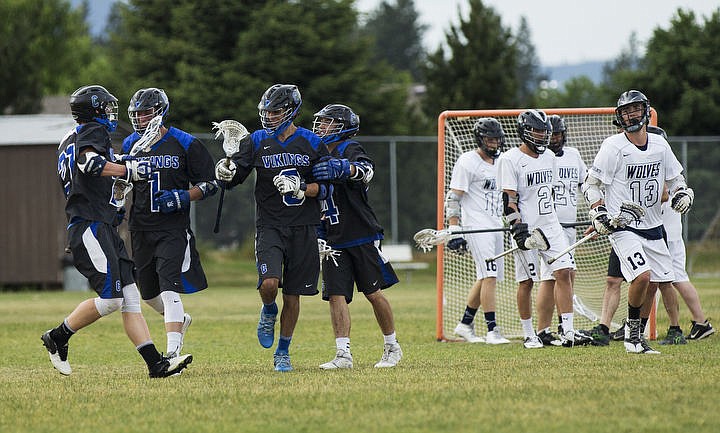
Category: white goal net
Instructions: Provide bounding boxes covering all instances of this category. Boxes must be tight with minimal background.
[436,108,658,341]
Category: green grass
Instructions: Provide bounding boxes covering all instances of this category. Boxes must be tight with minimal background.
[1,254,719,433]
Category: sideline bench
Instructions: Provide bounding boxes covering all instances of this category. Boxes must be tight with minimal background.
[382,243,429,281]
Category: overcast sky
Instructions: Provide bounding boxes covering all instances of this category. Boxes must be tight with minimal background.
[356,0,718,66]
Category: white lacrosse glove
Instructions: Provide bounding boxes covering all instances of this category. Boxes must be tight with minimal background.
[670,187,694,214]
[589,205,613,235]
[273,174,306,200]
[126,159,155,181]
[446,224,468,253]
[215,158,237,182]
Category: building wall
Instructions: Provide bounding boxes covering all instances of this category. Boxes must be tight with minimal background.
[0,144,66,287]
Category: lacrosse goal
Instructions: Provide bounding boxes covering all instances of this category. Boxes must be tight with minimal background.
[436,107,658,341]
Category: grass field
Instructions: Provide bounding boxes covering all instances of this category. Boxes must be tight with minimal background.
[1,251,719,433]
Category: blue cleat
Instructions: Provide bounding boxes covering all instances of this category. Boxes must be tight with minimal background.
[257,308,277,348]
[274,352,293,372]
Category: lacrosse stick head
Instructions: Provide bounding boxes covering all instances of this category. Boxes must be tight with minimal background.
[413,229,446,252]
[110,177,133,209]
[129,115,164,156]
[612,201,646,228]
[318,239,340,267]
[525,228,550,251]
[212,120,249,158]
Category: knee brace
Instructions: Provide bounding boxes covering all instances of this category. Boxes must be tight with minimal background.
[121,284,142,313]
[144,294,165,315]
[160,291,184,323]
[94,297,122,317]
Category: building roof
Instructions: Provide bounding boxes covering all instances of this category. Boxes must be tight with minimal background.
[0,114,133,146]
[0,115,77,146]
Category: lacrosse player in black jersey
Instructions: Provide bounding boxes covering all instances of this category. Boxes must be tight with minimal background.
[215,84,330,372]
[45,85,192,378]
[310,104,403,369]
[121,88,217,360]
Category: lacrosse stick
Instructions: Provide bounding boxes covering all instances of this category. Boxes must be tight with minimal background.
[413,227,510,252]
[573,295,599,322]
[485,228,550,263]
[547,201,645,264]
[212,120,249,233]
[110,115,164,209]
[560,221,591,228]
[318,239,340,267]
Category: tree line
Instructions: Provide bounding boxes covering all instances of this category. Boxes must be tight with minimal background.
[2,0,718,243]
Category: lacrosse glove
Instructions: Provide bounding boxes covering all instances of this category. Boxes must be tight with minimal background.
[154,189,190,214]
[589,205,613,235]
[126,159,155,181]
[312,157,351,181]
[273,173,306,200]
[446,225,468,254]
[215,159,237,182]
[113,208,126,227]
[510,222,531,250]
[670,187,694,214]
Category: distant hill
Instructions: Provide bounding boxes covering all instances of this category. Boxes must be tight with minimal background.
[544,61,606,86]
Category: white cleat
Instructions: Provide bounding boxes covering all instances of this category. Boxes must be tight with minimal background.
[523,335,544,349]
[41,330,72,376]
[486,328,511,345]
[374,343,403,368]
[454,323,485,343]
[319,349,353,370]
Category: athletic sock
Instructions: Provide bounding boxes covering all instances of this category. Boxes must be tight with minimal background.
[50,320,75,346]
[383,332,398,345]
[276,335,291,354]
[521,318,535,338]
[263,302,278,316]
[599,324,610,335]
[560,312,575,333]
[336,337,350,353]
[641,318,648,333]
[484,311,497,332]
[461,306,478,325]
[137,342,163,367]
[628,304,641,320]
[167,331,182,355]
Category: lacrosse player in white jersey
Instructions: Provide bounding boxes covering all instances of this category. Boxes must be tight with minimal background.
[497,110,589,349]
[446,118,510,345]
[535,115,589,346]
[582,90,694,354]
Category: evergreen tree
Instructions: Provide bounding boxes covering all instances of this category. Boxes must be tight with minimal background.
[422,0,519,119]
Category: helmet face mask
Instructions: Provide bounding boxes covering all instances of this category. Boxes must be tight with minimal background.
[69,85,119,132]
[128,88,169,135]
[548,114,567,155]
[312,104,360,145]
[517,109,551,154]
[473,117,505,159]
[615,90,650,133]
[258,84,302,136]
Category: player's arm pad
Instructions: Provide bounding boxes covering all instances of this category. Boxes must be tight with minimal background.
[502,191,520,225]
[349,160,374,184]
[195,180,218,200]
[666,174,688,196]
[581,173,604,206]
[445,190,462,220]
[77,151,107,176]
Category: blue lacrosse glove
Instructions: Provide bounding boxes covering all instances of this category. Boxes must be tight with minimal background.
[113,208,126,227]
[312,157,351,181]
[154,189,190,214]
